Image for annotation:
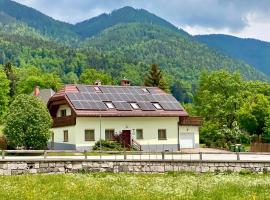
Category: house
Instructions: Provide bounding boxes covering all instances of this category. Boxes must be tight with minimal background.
[32,86,55,104]
[47,80,202,151]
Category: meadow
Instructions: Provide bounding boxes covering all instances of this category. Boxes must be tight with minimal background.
[0,172,270,200]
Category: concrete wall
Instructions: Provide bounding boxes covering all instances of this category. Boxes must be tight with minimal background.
[52,117,180,151]
[1,160,270,175]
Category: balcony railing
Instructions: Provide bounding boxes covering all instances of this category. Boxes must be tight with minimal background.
[179,116,203,126]
[53,116,76,128]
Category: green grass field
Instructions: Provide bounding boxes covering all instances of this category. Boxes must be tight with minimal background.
[0,173,269,200]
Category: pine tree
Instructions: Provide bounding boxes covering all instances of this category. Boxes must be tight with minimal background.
[3,62,16,97]
[144,64,169,92]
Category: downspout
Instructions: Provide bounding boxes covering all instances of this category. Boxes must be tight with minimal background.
[177,120,180,151]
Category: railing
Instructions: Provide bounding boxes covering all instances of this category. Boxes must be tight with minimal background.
[131,139,141,151]
[1,150,270,161]
[52,116,76,128]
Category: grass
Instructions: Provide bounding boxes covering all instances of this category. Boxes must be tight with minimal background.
[0,173,270,199]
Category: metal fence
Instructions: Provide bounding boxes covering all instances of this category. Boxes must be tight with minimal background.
[1,150,270,161]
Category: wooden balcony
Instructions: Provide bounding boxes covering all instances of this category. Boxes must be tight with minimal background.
[179,116,203,126]
[52,116,76,128]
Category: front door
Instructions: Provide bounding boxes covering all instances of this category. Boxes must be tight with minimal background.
[121,130,131,148]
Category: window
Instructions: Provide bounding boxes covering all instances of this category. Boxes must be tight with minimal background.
[136,129,143,139]
[60,109,67,117]
[105,129,115,141]
[158,129,167,140]
[85,130,95,141]
[94,86,101,92]
[130,103,140,109]
[153,103,162,110]
[105,102,115,109]
[142,88,149,93]
[63,130,69,142]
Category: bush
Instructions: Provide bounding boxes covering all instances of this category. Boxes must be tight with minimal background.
[92,140,124,151]
[4,94,52,149]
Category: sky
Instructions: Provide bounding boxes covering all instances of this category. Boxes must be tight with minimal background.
[14,0,270,42]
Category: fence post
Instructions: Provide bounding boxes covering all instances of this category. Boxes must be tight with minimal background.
[162,151,165,160]
[84,150,87,160]
[2,150,5,160]
[199,152,203,161]
[237,152,240,161]
[124,150,127,160]
[44,150,47,159]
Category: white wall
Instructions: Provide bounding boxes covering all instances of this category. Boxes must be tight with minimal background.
[179,125,200,147]
[56,104,72,117]
[52,117,179,150]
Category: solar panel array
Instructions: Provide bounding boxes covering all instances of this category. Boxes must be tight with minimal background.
[66,85,183,111]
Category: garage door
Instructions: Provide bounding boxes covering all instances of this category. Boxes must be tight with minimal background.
[180,133,194,148]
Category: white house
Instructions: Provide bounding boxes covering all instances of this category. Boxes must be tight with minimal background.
[47,80,202,151]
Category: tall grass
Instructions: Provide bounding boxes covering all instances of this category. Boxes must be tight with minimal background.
[0,173,269,199]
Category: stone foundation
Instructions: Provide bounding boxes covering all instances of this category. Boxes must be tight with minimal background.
[1,159,270,175]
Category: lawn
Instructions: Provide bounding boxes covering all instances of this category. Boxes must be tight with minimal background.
[0,173,269,200]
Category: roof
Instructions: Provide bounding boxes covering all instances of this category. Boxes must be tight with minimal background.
[32,89,55,104]
[48,84,188,117]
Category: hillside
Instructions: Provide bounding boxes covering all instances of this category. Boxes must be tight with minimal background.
[196,34,270,76]
[85,23,267,84]
[0,0,79,42]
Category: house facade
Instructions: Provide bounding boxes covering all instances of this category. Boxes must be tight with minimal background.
[47,82,202,151]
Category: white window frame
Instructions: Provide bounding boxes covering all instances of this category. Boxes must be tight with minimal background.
[130,103,140,109]
[153,103,162,110]
[105,102,115,109]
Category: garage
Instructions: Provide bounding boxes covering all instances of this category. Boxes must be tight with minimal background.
[180,132,195,148]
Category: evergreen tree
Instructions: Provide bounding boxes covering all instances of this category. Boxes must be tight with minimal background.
[3,62,16,97]
[144,64,169,92]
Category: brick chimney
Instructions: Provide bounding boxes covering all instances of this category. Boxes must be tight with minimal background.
[120,78,130,86]
[34,86,40,96]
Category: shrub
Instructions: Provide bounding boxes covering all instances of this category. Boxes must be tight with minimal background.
[4,94,52,149]
[92,140,124,151]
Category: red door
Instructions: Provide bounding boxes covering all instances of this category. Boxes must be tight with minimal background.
[121,130,131,148]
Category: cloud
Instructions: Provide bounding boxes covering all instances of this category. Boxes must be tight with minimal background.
[13,0,270,41]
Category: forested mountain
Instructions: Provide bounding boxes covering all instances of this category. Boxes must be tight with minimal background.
[0,0,269,102]
[74,6,188,38]
[196,34,270,76]
[0,0,78,42]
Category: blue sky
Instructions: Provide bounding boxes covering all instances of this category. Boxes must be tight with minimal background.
[14,0,270,41]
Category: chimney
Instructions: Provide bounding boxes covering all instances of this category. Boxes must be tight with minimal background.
[120,78,130,86]
[94,80,101,86]
[34,86,40,96]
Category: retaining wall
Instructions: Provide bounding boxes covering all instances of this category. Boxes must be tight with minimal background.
[1,159,270,175]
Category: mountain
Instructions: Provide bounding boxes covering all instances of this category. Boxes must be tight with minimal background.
[0,0,268,101]
[74,6,188,39]
[196,34,270,76]
[0,0,78,42]
[84,23,267,84]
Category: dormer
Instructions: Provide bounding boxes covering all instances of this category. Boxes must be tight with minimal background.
[57,104,72,118]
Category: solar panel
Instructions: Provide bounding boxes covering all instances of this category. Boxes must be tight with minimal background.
[72,101,83,109]
[66,93,78,101]
[138,102,156,111]
[76,85,88,93]
[86,86,96,93]
[160,102,183,111]
[113,102,132,111]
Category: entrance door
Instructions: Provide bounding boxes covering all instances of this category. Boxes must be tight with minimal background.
[180,132,195,148]
[121,130,131,148]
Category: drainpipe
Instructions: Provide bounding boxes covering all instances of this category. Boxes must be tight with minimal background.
[177,122,180,151]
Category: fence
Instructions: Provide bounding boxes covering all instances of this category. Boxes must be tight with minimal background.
[250,143,270,152]
[1,150,270,161]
